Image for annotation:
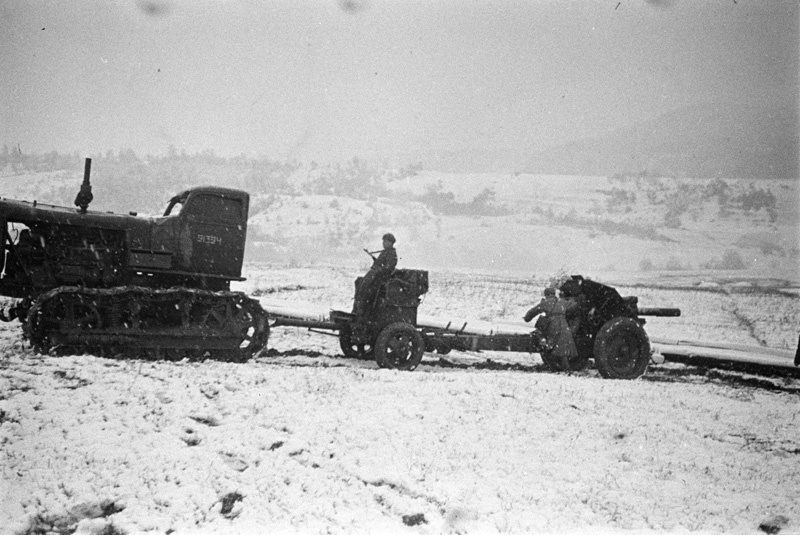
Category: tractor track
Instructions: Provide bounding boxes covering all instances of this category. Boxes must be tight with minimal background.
[22,286,269,362]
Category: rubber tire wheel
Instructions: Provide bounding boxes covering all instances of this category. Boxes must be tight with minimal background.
[593,317,651,379]
[374,322,425,371]
[339,326,374,360]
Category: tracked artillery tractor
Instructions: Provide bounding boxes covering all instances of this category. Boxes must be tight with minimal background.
[269,272,680,379]
[0,158,269,360]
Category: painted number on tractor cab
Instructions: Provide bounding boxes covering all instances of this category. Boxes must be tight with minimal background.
[197,234,222,246]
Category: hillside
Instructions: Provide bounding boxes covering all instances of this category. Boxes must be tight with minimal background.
[520,101,799,179]
[1,162,798,281]
[243,172,798,280]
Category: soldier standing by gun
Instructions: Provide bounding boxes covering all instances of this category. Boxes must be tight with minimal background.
[353,233,397,315]
[524,287,578,372]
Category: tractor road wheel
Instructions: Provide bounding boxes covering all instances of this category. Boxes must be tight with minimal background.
[339,326,374,360]
[235,299,270,360]
[593,317,651,380]
[374,322,425,371]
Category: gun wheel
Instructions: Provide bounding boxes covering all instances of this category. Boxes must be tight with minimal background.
[339,326,374,360]
[374,322,425,371]
[593,317,650,380]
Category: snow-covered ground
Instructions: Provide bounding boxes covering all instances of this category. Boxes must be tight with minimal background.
[1,266,798,535]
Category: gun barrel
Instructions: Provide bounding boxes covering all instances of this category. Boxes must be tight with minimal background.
[637,307,681,317]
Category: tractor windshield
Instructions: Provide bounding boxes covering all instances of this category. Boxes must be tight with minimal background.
[163,192,189,217]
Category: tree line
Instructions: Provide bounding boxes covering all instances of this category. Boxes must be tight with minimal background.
[0,147,505,218]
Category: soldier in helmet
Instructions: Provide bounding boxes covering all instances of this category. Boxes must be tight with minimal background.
[353,233,398,315]
[524,287,578,371]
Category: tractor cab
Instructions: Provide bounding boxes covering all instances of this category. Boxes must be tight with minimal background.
[126,187,250,288]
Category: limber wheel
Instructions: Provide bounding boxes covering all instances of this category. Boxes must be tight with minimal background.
[593,317,651,380]
[339,326,374,360]
[374,322,425,371]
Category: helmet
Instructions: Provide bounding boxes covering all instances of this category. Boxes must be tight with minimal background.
[543,287,556,296]
[382,233,396,244]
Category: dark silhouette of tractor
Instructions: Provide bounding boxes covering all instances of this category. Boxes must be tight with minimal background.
[0,158,268,360]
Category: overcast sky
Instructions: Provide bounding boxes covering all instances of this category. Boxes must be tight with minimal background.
[1,0,797,162]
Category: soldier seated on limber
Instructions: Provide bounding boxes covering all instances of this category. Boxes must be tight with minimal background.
[523,287,579,371]
[353,233,397,315]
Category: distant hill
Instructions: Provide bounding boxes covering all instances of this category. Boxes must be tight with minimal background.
[521,101,798,179]
[416,101,798,179]
[4,168,797,278]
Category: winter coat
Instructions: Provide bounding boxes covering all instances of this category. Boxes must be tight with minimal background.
[354,246,397,313]
[370,247,397,278]
[524,296,578,359]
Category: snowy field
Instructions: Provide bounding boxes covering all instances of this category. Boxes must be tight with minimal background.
[1,265,799,535]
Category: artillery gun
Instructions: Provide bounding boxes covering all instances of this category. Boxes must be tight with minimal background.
[0,159,268,360]
[546,275,680,378]
[268,272,680,379]
[413,275,679,379]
